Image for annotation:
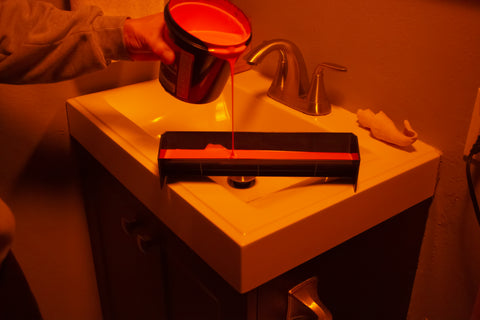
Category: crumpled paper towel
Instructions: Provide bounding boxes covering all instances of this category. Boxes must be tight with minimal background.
[357,108,418,147]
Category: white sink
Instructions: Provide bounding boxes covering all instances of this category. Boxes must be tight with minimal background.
[104,75,324,134]
[67,70,440,293]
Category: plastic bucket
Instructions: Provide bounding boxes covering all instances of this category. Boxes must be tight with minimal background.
[159,0,251,104]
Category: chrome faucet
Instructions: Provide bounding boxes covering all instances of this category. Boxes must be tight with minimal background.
[245,39,347,116]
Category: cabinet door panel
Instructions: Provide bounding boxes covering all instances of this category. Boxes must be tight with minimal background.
[162,221,253,320]
[166,257,222,320]
[255,200,430,320]
[76,142,167,320]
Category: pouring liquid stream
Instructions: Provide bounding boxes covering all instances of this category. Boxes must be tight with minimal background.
[189,30,247,158]
[227,56,238,158]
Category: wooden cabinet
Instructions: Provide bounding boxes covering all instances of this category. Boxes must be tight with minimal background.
[74,140,430,320]
[78,144,167,320]
[76,141,252,320]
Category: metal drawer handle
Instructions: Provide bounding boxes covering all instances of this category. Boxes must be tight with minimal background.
[136,234,154,254]
[121,217,142,235]
[287,277,332,320]
[136,234,163,254]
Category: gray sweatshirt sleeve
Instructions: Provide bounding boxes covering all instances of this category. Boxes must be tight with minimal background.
[0,0,130,84]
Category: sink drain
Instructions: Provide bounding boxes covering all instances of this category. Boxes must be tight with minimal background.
[227,176,256,189]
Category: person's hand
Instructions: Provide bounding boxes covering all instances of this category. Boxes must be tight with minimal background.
[123,13,175,64]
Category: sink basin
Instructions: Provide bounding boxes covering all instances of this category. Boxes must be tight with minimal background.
[102,74,368,210]
[103,74,323,134]
[66,70,440,293]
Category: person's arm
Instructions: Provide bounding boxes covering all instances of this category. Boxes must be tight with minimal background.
[0,0,174,84]
[0,0,130,83]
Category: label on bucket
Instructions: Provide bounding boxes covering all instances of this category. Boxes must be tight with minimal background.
[176,51,194,100]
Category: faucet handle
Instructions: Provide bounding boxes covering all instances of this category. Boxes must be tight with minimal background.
[319,62,347,72]
[306,62,347,116]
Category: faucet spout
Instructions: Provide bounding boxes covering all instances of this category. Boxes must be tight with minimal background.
[245,39,346,116]
[245,39,310,106]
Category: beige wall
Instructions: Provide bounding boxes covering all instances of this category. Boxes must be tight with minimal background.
[1,0,480,319]
[232,0,480,319]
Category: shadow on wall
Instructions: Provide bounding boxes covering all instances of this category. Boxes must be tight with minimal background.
[430,0,480,7]
[9,115,74,195]
[73,61,160,96]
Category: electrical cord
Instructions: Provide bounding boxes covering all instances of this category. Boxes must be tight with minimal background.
[466,135,480,228]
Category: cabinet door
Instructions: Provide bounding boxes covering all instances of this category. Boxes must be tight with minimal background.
[255,200,430,320]
[160,214,255,320]
[74,141,255,320]
[76,142,167,320]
